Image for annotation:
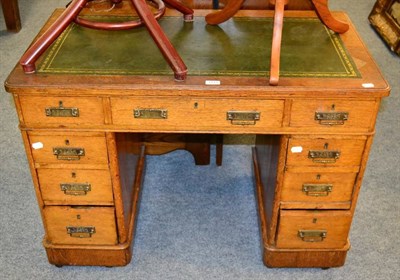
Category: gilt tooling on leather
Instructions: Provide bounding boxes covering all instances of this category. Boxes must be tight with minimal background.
[38,15,360,78]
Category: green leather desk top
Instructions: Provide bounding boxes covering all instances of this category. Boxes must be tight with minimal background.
[38,15,360,78]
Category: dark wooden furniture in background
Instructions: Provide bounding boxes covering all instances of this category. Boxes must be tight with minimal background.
[1,0,21,32]
[5,8,389,268]
[369,0,400,55]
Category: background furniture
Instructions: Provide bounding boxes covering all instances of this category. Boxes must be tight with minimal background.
[369,0,400,55]
[1,0,21,32]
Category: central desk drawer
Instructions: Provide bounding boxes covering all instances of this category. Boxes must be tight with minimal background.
[276,210,352,249]
[43,206,117,245]
[29,132,108,165]
[110,97,284,131]
[37,169,114,205]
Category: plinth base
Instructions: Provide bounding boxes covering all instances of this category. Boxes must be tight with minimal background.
[262,243,349,268]
[44,241,133,267]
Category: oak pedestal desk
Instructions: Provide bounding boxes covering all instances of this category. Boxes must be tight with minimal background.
[5,8,390,268]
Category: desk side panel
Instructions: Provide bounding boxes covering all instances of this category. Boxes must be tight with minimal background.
[107,133,145,244]
[255,135,284,244]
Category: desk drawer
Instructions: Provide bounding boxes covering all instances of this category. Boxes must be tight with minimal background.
[289,100,377,131]
[286,137,366,167]
[276,210,352,249]
[19,96,105,127]
[29,132,108,165]
[203,99,284,130]
[110,97,283,131]
[43,206,117,245]
[38,169,113,205]
[281,172,356,206]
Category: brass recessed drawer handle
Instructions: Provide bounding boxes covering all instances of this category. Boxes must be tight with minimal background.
[134,108,168,119]
[227,111,260,125]
[315,112,349,125]
[53,147,85,161]
[45,101,79,117]
[66,226,95,238]
[60,183,91,196]
[298,230,327,242]
[308,150,340,163]
[302,184,333,196]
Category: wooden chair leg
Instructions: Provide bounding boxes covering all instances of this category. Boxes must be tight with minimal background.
[130,0,188,81]
[163,0,194,21]
[1,0,21,32]
[205,0,245,25]
[19,0,190,80]
[269,0,287,86]
[311,0,349,33]
[19,0,87,73]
